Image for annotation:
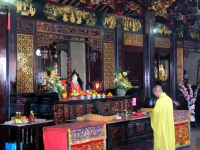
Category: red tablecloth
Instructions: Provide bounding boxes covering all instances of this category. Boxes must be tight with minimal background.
[43,121,106,150]
[43,127,68,150]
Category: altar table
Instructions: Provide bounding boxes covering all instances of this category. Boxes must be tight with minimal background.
[43,121,106,150]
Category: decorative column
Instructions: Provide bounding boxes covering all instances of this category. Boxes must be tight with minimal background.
[171,32,177,101]
[144,0,155,97]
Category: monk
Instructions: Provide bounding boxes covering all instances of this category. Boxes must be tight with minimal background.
[69,74,82,97]
[151,85,175,150]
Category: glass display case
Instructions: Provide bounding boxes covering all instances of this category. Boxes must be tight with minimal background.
[154,53,170,82]
[154,53,170,95]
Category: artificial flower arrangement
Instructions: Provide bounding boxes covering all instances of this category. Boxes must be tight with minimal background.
[114,68,132,92]
[179,76,200,103]
[45,66,65,97]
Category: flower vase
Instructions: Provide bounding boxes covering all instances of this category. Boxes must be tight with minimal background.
[116,89,126,96]
[188,102,195,122]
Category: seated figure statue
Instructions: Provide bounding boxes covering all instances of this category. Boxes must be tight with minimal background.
[69,74,83,97]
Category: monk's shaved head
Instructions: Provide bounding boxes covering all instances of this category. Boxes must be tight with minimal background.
[152,85,163,92]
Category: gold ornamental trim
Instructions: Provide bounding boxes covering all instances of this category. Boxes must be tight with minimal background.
[155,37,170,48]
[124,33,143,47]
[68,124,106,146]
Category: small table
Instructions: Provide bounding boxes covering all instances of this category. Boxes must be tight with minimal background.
[0,121,53,150]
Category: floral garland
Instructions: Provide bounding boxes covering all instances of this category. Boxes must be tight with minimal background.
[179,76,200,103]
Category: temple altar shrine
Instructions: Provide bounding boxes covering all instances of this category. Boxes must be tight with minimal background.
[0,0,200,149]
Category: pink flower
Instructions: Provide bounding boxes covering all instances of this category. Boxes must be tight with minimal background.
[179,76,200,103]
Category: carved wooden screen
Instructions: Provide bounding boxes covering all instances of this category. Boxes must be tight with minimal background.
[17,34,34,93]
[103,42,115,90]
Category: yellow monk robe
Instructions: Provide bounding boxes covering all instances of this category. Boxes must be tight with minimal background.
[150,93,175,150]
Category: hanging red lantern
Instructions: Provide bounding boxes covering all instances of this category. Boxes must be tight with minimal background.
[92,79,103,92]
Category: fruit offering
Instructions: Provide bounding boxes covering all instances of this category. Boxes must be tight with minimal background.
[86,89,92,95]
[92,90,98,97]
[101,92,106,98]
[79,91,85,96]
[107,92,113,97]
[97,93,101,98]
[71,90,79,97]
[61,92,68,98]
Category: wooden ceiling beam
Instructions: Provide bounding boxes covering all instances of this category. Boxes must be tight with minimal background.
[68,0,76,6]
[61,0,69,4]
[98,4,107,11]
[93,4,102,10]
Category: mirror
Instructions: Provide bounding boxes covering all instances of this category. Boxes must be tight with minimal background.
[60,42,86,92]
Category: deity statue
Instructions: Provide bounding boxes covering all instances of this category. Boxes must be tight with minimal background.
[159,64,167,81]
[69,74,82,97]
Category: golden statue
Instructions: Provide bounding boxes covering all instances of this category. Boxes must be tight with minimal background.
[159,64,167,81]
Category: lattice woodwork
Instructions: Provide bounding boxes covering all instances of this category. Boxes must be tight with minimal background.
[69,105,74,119]
[17,34,34,93]
[103,42,115,90]
[17,20,34,32]
[76,105,84,117]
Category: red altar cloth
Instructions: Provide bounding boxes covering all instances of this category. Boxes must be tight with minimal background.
[43,127,68,150]
[43,121,106,150]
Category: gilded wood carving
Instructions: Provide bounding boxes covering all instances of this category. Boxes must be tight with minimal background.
[103,42,115,90]
[124,32,143,47]
[157,24,172,36]
[17,34,34,93]
[123,17,142,32]
[43,3,97,26]
[155,37,170,48]
[177,48,183,84]
[16,0,36,17]
[177,27,184,38]
[188,29,200,40]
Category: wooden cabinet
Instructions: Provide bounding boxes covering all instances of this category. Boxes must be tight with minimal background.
[53,97,133,124]
[106,117,153,150]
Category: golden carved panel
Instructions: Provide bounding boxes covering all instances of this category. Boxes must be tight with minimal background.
[124,33,143,46]
[103,42,115,90]
[43,3,97,26]
[177,27,184,38]
[155,37,170,48]
[188,29,200,40]
[177,48,183,84]
[157,24,172,36]
[102,14,117,29]
[123,18,142,32]
[17,34,34,93]
[16,0,36,17]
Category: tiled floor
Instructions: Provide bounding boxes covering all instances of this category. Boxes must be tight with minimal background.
[177,124,200,150]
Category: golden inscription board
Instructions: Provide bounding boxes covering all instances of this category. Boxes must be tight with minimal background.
[177,48,183,84]
[124,33,143,46]
[17,34,34,93]
[155,37,170,48]
[103,42,115,90]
